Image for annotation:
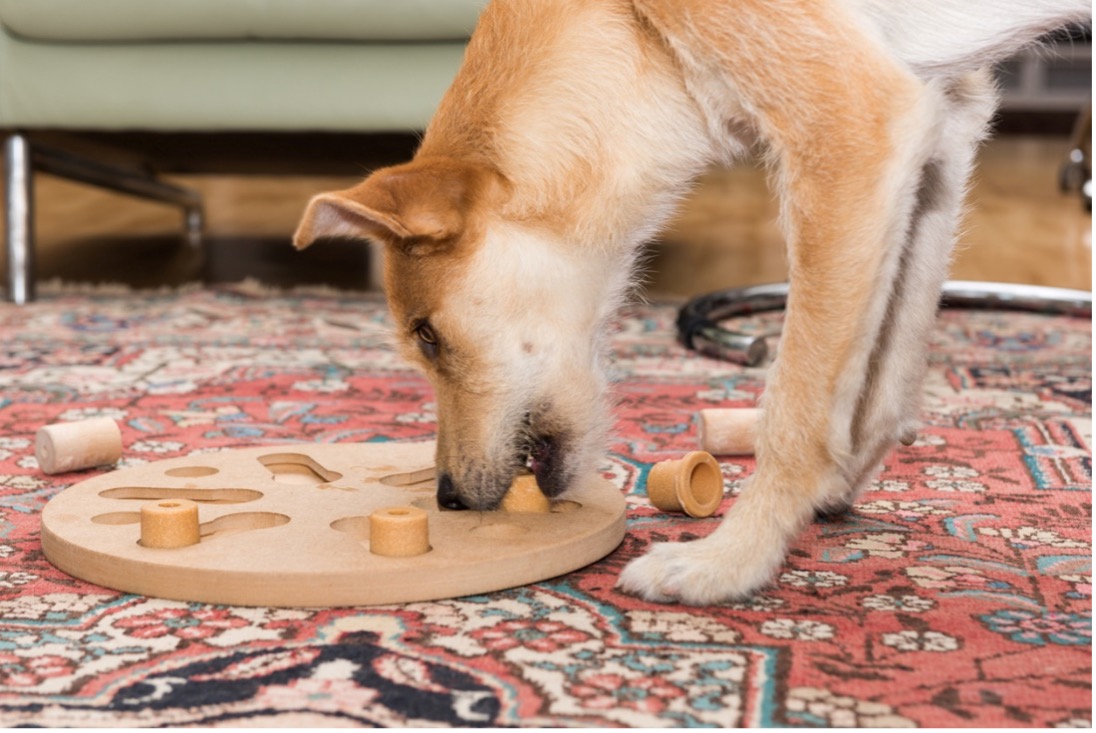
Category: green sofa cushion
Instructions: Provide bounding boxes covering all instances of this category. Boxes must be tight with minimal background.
[0,0,486,43]
[0,37,466,130]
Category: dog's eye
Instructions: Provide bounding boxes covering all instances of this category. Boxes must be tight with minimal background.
[413,321,439,360]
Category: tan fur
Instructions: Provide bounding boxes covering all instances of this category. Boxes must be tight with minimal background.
[295,0,1088,603]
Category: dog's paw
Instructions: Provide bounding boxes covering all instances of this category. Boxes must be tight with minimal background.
[617,541,722,604]
[617,532,784,606]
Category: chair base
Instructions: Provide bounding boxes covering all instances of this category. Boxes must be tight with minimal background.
[3,133,204,304]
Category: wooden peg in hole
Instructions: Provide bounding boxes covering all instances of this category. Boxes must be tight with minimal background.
[646,451,724,518]
[502,473,551,513]
[36,417,123,475]
[140,499,200,549]
[698,408,758,456]
[369,506,430,557]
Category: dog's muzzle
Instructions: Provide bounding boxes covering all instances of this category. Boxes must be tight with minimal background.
[434,430,571,511]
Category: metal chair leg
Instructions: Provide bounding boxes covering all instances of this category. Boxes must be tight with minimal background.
[185,206,204,250]
[4,134,35,305]
[2,136,206,304]
[32,142,204,224]
[1059,105,1091,211]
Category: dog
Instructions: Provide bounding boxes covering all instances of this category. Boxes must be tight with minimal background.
[294,0,1090,605]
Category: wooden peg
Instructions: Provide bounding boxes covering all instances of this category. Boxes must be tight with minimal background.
[501,473,551,513]
[698,408,758,456]
[140,499,201,549]
[646,451,723,518]
[36,417,123,475]
[369,506,430,557]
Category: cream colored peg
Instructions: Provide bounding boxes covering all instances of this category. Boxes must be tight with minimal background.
[369,506,430,557]
[36,417,123,475]
[140,499,201,549]
[646,451,724,518]
[698,408,758,456]
[502,473,551,513]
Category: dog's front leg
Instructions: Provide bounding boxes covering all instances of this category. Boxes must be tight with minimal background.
[619,5,997,604]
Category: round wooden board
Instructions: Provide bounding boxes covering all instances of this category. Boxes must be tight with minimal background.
[40,442,626,607]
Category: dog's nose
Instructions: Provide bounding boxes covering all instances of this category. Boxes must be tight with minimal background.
[437,473,469,511]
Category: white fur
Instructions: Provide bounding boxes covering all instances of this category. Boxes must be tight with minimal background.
[618,1,1086,604]
[619,68,1000,604]
[440,223,632,488]
[298,0,1088,603]
[855,0,1091,77]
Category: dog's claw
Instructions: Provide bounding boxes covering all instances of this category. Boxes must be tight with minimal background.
[617,547,686,603]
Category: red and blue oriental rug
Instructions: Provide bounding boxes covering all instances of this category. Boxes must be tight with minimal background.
[0,283,1089,726]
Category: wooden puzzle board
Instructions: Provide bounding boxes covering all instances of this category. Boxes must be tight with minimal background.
[40,442,626,607]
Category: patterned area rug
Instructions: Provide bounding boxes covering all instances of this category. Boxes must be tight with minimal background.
[0,284,1090,727]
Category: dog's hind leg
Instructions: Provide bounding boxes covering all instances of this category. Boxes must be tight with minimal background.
[817,69,998,516]
[619,1,996,604]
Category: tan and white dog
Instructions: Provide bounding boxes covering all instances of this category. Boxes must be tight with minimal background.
[294,0,1089,605]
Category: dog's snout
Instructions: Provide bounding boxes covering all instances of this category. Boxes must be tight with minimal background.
[437,472,469,511]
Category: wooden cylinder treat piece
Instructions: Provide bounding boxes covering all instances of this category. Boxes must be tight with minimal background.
[698,408,759,456]
[646,451,724,518]
[36,417,123,475]
[501,473,551,513]
[140,499,201,549]
[369,506,430,557]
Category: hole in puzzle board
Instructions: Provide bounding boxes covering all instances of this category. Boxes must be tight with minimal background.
[378,466,436,488]
[133,512,291,547]
[99,487,263,504]
[257,453,344,485]
[551,500,582,513]
[91,511,140,525]
[330,515,370,541]
[200,512,290,541]
[165,466,219,478]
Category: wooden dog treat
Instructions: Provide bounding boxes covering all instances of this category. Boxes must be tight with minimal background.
[140,499,200,549]
[369,505,430,557]
[36,417,123,475]
[698,408,759,456]
[502,473,551,513]
[646,451,724,518]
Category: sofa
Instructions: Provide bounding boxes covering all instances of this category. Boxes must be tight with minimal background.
[0,0,486,303]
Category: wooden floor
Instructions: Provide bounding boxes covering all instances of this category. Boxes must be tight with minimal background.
[0,135,1090,298]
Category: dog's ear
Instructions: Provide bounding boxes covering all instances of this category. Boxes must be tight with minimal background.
[293,159,492,253]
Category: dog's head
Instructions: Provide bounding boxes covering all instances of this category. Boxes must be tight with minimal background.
[294,157,623,510]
